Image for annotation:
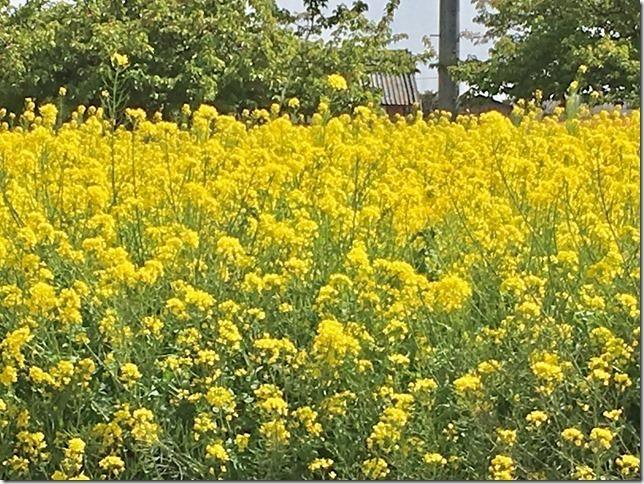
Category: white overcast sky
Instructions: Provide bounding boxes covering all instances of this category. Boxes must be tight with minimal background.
[278,0,491,92]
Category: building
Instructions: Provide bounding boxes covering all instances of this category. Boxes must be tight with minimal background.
[368,72,420,117]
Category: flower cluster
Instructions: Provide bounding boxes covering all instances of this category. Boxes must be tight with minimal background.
[0,99,639,479]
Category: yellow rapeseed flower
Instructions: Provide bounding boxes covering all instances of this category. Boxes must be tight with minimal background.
[327,74,348,91]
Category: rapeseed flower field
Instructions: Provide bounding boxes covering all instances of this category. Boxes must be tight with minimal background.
[0,100,639,479]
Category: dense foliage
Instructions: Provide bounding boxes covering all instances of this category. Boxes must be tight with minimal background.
[456,0,640,105]
[0,0,428,116]
[0,97,639,479]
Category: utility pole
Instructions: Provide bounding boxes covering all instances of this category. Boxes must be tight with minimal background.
[438,0,459,113]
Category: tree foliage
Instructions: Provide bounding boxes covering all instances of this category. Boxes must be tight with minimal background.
[455,0,640,105]
[0,0,431,115]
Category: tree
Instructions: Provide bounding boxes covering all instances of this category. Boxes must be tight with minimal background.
[0,0,431,116]
[275,0,431,114]
[454,0,640,105]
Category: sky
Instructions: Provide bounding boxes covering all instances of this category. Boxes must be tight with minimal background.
[277,0,492,92]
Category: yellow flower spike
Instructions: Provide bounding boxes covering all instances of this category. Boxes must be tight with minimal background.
[308,457,334,472]
[110,52,129,69]
[572,465,595,480]
[589,427,614,452]
[206,441,229,462]
[453,373,482,396]
[119,363,141,387]
[99,455,125,477]
[234,433,250,452]
[361,457,389,479]
[496,428,517,447]
[488,454,515,480]
[259,419,290,448]
[525,410,549,429]
[616,454,640,477]
[561,427,585,447]
[603,408,622,421]
[423,452,447,466]
[327,74,348,91]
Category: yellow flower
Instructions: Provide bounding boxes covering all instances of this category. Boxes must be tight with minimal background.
[99,455,125,476]
[15,430,48,461]
[603,408,622,421]
[216,319,242,350]
[530,351,567,394]
[119,363,141,386]
[67,438,86,455]
[110,52,129,69]
[125,108,147,124]
[2,326,32,366]
[193,412,216,440]
[308,457,334,472]
[234,433,250,452]
[259,419,290,447]
[616,454,640,477]
[477,359,501,375]
[39,104,58,128]
[361,457,389,479]
[572,465,595,480]
[589,427,614,452]
[428,274,472,312]
[205,386,236,415]
[496,428,517,446]
[253,336,296,364]
[258,396,289,416]
[69,473,90,480]
[409,377,438,395]
[453,373,482,396]
[387,353,410,367]
[488,454,514,480]
[130,408,159,445]
[140,316,164,337]
[311,319,360,367]
[561,427,584,446]
[0,365,18,386]
[292,406,322,437]
[327,74,348,91]
[525,410,548,429]
[206,442,229,461]
[4,455,30,474]
[614,372,633,391]
[423,452,447,466]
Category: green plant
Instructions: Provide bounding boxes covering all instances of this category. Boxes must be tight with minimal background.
[454,0,640,106]
[0,0,432,116]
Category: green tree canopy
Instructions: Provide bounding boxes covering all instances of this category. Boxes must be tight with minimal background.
[0,0,431,116]
[455,0,640,105]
